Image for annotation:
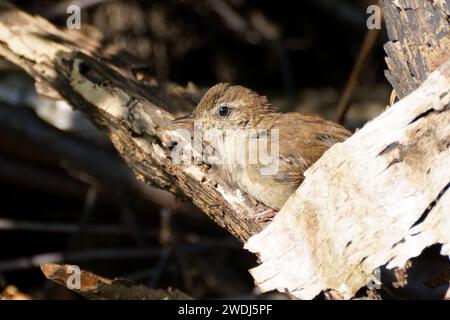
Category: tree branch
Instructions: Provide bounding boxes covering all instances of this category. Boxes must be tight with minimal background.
[0,2,265,242]
[0,1,448,300]
[246,60,450,299]
[41,263,192,300]
[245,1,450,299]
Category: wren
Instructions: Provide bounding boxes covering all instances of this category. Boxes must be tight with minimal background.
[173,83,351,220]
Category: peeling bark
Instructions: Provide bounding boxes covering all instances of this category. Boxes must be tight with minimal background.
[0,1,448,300]
[243,0,450,300]
[245,60,450,299]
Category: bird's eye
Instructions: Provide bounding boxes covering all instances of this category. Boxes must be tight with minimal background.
[218,106,230,117]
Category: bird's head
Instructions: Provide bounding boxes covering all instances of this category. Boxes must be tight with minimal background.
[172,83,275,129]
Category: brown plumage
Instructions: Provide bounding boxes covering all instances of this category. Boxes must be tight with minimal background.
[174,83,351,214]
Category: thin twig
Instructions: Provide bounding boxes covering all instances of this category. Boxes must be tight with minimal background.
[149,248,172,288]
[0,248,163,272]
[0,218,156,236]
[334,1,383,124]
[0,241,239,272]
[120,205,148,246]
[65,186,99,254]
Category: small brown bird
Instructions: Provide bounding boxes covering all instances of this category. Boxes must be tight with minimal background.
[173,83,351,219]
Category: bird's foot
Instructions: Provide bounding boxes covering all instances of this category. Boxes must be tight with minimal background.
[251,208,278,222]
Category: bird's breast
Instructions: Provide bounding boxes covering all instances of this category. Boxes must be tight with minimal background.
[210,129,292,210]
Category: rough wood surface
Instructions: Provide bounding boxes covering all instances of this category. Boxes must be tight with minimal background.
[41,263,192,300]
[382,0,450,99]
[0,1,448,300]
[243,0,450,299]
[0,3,266,242]
[245,60,450,299]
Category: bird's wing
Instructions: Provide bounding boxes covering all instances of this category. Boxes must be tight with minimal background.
[264,113,351,185]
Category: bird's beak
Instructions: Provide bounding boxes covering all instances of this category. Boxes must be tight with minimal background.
[172,113,196,124]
